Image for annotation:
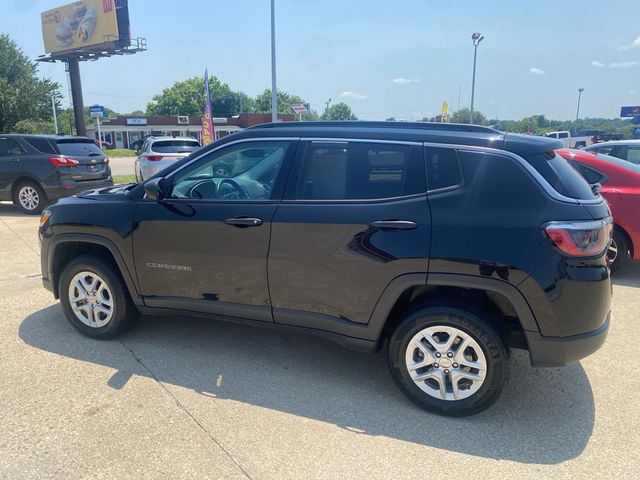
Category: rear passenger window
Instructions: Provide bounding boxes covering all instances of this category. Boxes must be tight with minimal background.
[0,139,25,155]
[296,142,425,200]
[425,147,461,190]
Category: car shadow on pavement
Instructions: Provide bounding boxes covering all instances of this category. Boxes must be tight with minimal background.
[0,202,29,217]
[20,304,595,465]
[612,262,640,288]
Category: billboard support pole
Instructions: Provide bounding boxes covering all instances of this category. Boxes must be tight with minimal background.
[67,57,86,136]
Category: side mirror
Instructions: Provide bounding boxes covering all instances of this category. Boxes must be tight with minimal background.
[135,149,140,155]
[144,177,167,201]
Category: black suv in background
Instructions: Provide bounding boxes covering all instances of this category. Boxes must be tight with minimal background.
[39,122,612,416]
[0,134,112,214]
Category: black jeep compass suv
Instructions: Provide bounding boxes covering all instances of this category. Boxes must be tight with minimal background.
[39,122,612,416]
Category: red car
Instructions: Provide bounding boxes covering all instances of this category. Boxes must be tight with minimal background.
[557,148,640,270]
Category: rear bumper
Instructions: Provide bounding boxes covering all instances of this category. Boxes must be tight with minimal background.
[45,178,113,200]
[525,312,610,367]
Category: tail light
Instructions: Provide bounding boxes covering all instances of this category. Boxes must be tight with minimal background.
[543,218,612,257]
[48,156,80,167]
[145,154,164,161]
[591,135,599,143]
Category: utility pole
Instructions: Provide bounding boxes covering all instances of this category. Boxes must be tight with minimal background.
[51,95,58,134]
[270,0,278,123]
[470,32,484,124]
[576,88,585,123]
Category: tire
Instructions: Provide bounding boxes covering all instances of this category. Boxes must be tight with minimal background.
[608,229,630,272]
[387,306,510,417]
[59,254,138,339]
[13,181,46,215]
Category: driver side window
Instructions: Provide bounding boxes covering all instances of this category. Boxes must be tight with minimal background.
[169,141,290,201]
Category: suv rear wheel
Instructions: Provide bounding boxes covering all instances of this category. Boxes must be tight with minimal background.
[59,255,138,339]
[14,181,46,215]
[387,306,509,416]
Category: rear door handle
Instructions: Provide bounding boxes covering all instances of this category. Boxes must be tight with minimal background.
[224,217,263,227]
[370,220,417,230]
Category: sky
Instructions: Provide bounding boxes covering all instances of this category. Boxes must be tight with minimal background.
[2,0,639,121]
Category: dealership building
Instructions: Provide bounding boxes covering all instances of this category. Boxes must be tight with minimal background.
[88,113,295,149]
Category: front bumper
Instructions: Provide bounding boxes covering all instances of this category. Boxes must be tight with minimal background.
[525,312,610,367]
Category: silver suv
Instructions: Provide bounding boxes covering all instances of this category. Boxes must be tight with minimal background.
[134,136,201,181]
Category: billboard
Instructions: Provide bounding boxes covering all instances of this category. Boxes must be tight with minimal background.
[620,106,640,118]
[41,0,120,54]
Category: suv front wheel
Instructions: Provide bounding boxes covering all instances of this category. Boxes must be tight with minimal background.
[387,306,510,416]
[59,255,139,339]
[14,181,46,215]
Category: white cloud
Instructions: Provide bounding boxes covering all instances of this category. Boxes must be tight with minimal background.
[631,36,640,48]
[630,90,638,94]
[529,67,545,75]
[340,91,367,100]
[608,61,638,69]
[591,60,606,68]
[392,77,421,84]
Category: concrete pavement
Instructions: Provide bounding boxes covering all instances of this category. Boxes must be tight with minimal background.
[1,203,639,479]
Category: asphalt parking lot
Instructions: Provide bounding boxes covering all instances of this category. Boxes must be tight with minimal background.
[1,203,639,479]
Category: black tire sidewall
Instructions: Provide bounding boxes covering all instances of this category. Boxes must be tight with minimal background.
[59,256,135,339]
[388,306,509,417]
[14,181,46,215]
[610,229,629,272]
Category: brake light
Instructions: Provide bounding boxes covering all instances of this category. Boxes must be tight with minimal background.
[544,219,612,257]
[48,156,80,167]
[145,155,164,161]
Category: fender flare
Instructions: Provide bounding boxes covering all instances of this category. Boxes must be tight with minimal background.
[47,233,142,305]
[366,272,539,342]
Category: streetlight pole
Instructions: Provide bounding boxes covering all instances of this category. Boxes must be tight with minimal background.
[270,0,278,123]
[575,88,584,123]
[470,32,484,124]
[51,94,59,134]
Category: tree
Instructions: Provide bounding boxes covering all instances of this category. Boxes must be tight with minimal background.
[253,89,305,114]
[146,75,250,117]
[12,119,54,134]
[449,108,488,125]
[322,102,358,121]
[0,34,60,132]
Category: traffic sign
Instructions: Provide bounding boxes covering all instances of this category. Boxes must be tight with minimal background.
[89,105,105,118]
[291,103,309,115]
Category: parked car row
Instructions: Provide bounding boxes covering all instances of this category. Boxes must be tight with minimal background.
[544,130,624,148]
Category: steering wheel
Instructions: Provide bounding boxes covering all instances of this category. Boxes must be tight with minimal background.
[218,178,250,200]
[187,179,216,199]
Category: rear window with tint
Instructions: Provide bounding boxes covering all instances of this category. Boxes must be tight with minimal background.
[56,140,103,156]
[25,137,57,154]
[152,140,200,154]
[525,152,597,200]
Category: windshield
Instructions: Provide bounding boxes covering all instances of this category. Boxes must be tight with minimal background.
[152,140,200,154]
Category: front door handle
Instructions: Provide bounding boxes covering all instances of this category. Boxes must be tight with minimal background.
[10,158,21,163]
[224,217,263,227]
[370,220,417,230]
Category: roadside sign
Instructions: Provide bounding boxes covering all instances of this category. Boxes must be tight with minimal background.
[291,103,309,115]
[620,106,640,118]
[89,104,105,118]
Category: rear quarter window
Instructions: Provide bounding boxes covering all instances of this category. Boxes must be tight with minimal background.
[25,137,56,154]
[524,152,597,200]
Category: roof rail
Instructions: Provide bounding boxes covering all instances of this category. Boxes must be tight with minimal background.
[248,121,500,134]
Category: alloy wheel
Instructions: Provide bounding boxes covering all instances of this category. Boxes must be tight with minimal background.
[405,325,487,401]
[18,186,40,211]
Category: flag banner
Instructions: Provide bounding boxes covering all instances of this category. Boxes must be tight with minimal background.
[201,69,215,145]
